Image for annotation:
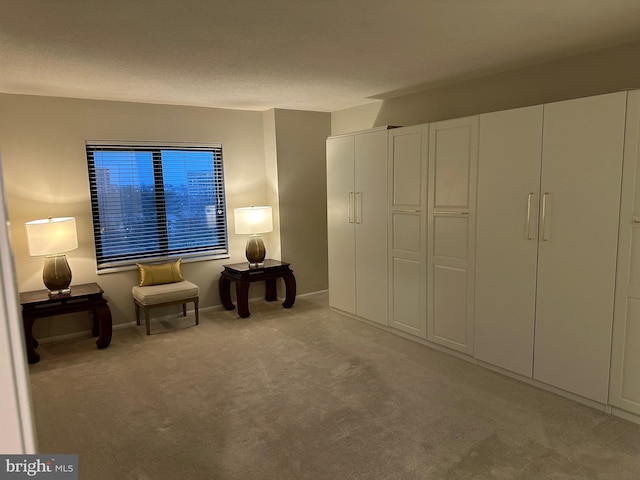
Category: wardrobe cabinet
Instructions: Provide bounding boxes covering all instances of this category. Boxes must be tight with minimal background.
[388,125,428,338]
[326,128,389,326]
[475,92,627,403]
[427,117,478,354]
[610,90,640,416]
[327,90,640,418]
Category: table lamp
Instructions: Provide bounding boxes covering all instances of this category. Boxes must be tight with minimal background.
[234,206,273,266]
[25,217,78,294]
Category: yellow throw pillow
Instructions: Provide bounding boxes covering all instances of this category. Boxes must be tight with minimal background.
[137,259,184,286]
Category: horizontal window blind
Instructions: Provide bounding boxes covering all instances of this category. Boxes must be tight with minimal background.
[86,142,228,270]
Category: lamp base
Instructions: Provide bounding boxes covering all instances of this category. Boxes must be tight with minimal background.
[245,234,266,266]
[43,254,72,295]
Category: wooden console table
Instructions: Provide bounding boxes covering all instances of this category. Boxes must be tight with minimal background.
[20,282,112,364]
[219,259,296,318]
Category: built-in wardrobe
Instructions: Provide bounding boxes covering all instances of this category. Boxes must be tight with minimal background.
[475,92,626,404]
[326,90,640,424]
[326,127,389,327]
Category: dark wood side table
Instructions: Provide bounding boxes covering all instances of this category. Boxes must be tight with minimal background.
[20,282,112,364]
[219,259,296,318]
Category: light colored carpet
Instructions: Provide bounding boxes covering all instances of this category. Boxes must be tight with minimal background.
[29,292,640,479]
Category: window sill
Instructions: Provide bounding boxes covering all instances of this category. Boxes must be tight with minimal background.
[96,253,230,275]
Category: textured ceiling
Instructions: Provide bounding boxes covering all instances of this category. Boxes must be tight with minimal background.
[3,0,640,112]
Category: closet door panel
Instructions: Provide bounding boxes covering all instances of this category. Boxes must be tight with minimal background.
[355,130,388,326]
[475,105,543,377]
[433,265,468,347]
[393,214,421,252]
[428,117,478,354]
[393,132,423,206]
[629,231,640,285]
[389,125,427,338]
[326,135,356,314]
[534,92,626,403]
[620,298,640,403]
[433,216,468,260]
[392,257,422,332]
[434,126,471,208]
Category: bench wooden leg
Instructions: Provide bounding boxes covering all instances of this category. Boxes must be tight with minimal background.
[136,296,199,334]
[134,301,141,325]
[145,308,151,335]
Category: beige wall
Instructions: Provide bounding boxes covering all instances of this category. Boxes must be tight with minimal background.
[272,109,331,294]
[332,40,640,134]
[330,101,383,136]
[262,109,282,261]
[0,94,280,338]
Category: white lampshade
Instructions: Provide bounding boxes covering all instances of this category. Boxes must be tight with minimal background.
[234,206,273,235]
[25,217,78,256]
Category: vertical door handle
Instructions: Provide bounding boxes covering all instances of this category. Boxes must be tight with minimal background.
[355,192,363,224]
[541,192,551,241]
[348,192,355,224]
[526,192,535,240]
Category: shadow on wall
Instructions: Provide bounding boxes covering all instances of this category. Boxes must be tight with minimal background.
[372,39,640,128]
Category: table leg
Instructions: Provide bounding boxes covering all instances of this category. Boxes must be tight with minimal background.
[22,313,40,364]
[219,275,235,311]
[91,313,99,337]
[94,303,113,349]
[265,278,277,302]
[282,271,296,308]
[235,280,251,318]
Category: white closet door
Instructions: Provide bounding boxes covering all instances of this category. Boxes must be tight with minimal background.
[428,117,478,354]
[388,125,428,338]
[475,105,543,377]
[355,130,388,326]
[610,90,640,415]
[326,135,356,314]
[534,92,626,403]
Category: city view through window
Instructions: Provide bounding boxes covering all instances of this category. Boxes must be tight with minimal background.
[87,146,227,268]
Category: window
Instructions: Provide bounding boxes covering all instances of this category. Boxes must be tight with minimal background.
[86,142,228,271]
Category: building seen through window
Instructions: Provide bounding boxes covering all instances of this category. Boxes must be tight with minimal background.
[86,143,228,270]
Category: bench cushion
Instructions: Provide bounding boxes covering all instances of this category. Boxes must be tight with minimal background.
[132,280,199,306]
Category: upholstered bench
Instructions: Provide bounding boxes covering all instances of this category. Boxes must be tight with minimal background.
[132,281,199,335]
[132,259,199,335]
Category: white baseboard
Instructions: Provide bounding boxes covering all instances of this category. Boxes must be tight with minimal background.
[298,289,329,297]
[611,406,640,426]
